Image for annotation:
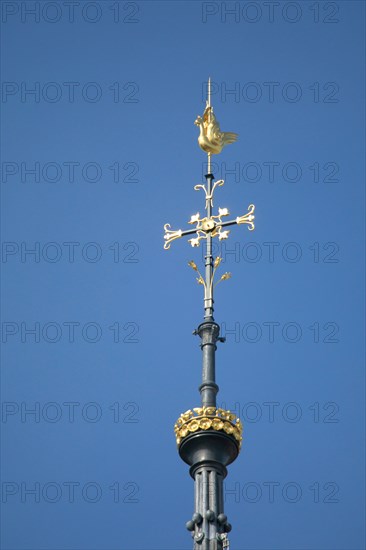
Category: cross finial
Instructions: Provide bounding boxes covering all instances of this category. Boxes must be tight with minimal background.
[163,79,255,320]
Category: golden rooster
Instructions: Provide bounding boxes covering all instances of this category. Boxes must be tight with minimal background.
[194,105,238,155]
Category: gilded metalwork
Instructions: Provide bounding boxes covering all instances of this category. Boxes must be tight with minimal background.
[215,272,231,286]
[163,224,182,250]
[188,206,231,248]
[164,205,255,251]
[188,256,231,297]
[174,406,243,448]
[236,204,256,231]
[194,178,224,209]
[194,106,238,156]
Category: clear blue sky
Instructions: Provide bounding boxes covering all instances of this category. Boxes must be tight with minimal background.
[1,1,365,549]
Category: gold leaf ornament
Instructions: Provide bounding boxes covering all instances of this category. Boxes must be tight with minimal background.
[188,420,199,432]
[199,418,212,430]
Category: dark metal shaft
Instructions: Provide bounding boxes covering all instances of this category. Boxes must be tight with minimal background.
[198,173,220,408]
[198,321,219,408]
[191,462,228,550]
[204,173,214,321]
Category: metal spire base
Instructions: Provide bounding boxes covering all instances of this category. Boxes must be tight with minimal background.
[181,438,236,549]
[188,461,232,549]
[177,319,240,549]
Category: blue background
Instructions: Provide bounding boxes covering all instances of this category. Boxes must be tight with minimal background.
[1,1,365,549]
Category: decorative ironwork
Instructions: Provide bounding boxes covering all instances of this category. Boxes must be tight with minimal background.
[188,257,231,304]
[163,204,255,248]
[163,225,183,250]
[187,204,231,247]
[236,203,255,231]
[163,183,255,251]
[194,178,224,209]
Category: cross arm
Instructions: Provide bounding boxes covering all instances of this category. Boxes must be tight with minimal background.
[219,209,256,230]
[163,224,199,250]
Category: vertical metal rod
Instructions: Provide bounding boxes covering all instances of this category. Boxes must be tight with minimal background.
[208,469,215,543]
[207,78,211,175]
[204,173,214,321]
[202,469,208,550]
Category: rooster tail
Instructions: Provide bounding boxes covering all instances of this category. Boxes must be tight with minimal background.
[223,132,239,144]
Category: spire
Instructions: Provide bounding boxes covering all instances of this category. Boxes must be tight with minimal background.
[164,79,256,549]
